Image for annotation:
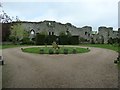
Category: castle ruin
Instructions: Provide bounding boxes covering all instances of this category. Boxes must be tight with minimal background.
[2,20,119,44]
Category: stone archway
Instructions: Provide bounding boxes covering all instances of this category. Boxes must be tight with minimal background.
[30,29,35,35]
[30,29,35,40]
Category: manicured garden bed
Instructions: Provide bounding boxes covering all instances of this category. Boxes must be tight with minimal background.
[22,47,90,54]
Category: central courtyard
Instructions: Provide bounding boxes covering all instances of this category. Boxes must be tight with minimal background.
[2,46,118,88]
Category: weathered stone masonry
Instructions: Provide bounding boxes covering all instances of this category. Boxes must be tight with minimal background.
[2,20,119,44]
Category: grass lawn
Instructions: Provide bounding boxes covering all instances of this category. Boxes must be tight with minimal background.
[80,44,119,52]
[0,44,31,49]
[22,47,90,54]
[1,44,21,49]
[1,43,120,66]
[1,44,119,52]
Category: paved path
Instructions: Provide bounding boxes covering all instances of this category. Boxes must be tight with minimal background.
[2,46,118,88]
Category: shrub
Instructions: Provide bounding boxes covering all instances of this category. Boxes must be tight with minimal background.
[69,36,79,45]
[49,49,54,54]
[21,37,33,45]
[72,48,77,54]
[59,35,79,45]
[35,34,46,45]
[64,49,68,54]
[55,49,59,54]
[59,35,69,45]
[87,48,89,50]
[46,35,57,45]
[40,49,44,54]
[21,48,23,51]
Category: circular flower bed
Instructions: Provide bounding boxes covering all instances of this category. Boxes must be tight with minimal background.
[22,47,90,54]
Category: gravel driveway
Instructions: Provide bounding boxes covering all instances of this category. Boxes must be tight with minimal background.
[2,46,118,88]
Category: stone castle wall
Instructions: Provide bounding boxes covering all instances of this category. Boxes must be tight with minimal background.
[10,21,119,44]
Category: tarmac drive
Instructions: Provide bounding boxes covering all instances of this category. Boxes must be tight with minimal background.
[2,46,118,88]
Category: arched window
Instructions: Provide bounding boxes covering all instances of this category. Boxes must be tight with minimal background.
[30,29,35,35]
[48,22,51,26]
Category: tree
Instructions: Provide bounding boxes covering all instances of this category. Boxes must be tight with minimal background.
[0,3,22,42]
[9,23,29,44]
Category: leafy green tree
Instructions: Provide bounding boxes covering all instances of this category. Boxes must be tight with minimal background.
[9,23,29,44]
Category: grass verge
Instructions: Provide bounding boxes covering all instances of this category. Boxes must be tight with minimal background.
[80,44,118,52]
[0,44,32,49]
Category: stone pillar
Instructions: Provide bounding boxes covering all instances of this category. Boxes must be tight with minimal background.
[0,23,2,90]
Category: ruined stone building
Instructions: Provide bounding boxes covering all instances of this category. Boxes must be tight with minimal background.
[92,27,119,44]
[2,20,119,44]
[17,21,92,42]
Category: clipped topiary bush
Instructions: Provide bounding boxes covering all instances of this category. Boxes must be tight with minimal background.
[72,48,77,54]
[55,49,59,54]
[64,49,68,54]
[87,48,89,50]
[40,49,44,54]
[49,49,54,54]
[21,48,23,51]
[59,35,69,45]
[35,34,46,45]
[46,35,57,45]
[69,36,79,45]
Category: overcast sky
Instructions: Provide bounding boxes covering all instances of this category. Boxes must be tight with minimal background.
[1,0,119,31]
